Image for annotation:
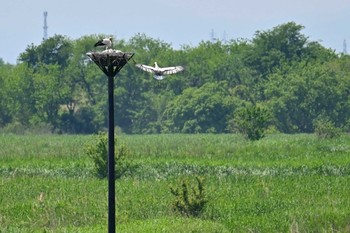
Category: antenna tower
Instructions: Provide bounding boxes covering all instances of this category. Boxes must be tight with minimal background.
[343,39,347,54]
[43,11,48,40]
[222,30,227,43]
[210,29,216,42]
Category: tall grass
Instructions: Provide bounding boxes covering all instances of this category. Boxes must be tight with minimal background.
[1,133,350,232]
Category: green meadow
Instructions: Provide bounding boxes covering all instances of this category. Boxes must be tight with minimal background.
[1,133,350,232]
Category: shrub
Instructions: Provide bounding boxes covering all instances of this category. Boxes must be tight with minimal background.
[170,176,208,217]
[0,122,27,134]
[232,105,270,141]
[86,132,130,179]
[313,117,341,139]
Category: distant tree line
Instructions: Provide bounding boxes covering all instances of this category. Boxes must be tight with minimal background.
[1,22,350,134]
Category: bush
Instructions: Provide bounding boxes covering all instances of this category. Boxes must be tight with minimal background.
[0,122,27,134]
[232,105,270,141]
[313,117,341,139]
[170,176,208,217]
[0,122,53,134]
[85,132,130,179]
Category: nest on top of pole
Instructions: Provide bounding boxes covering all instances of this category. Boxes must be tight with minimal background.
[86,49,135,78]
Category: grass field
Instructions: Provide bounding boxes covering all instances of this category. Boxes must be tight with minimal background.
[0,133,350,232]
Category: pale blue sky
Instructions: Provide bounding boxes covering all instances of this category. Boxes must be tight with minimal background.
[1,0,350,64]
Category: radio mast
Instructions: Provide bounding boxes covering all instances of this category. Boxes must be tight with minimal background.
[43,11,48,40]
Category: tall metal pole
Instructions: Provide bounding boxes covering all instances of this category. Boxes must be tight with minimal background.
[107,74,115,233]
[87,51,134,233]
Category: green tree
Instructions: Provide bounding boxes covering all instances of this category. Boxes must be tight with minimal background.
[19,35,72,69]
[61,35,106,133]
[131,91,174,133]
[114,34,176,133]
[31,64,70,131]
[180,41,229,88]
[265,59,350,133]
[164,81,232,133]
[1,64,36,128]
[245,22,309,78]
[16,35,74,132]
[0,63,15,126]
[2,25,350,135]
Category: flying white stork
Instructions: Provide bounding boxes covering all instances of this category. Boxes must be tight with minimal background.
[135,62,184,80]
[94,37,113,50]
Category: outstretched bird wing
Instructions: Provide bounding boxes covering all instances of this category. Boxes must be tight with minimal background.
[160,66,184,75]
[135,64,156,74]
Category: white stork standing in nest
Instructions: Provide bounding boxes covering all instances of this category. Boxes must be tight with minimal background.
[135,62,184,80]
[94,37,113,50]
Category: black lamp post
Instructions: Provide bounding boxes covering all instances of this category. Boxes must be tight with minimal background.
[87,50,134,233]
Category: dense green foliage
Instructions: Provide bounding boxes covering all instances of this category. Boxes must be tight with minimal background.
[1,134,350,232]
[313,116,341,139]
[170,176,208,217]
[1,22,350,134]
[232,105,270,140]
[85,133,130,179]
